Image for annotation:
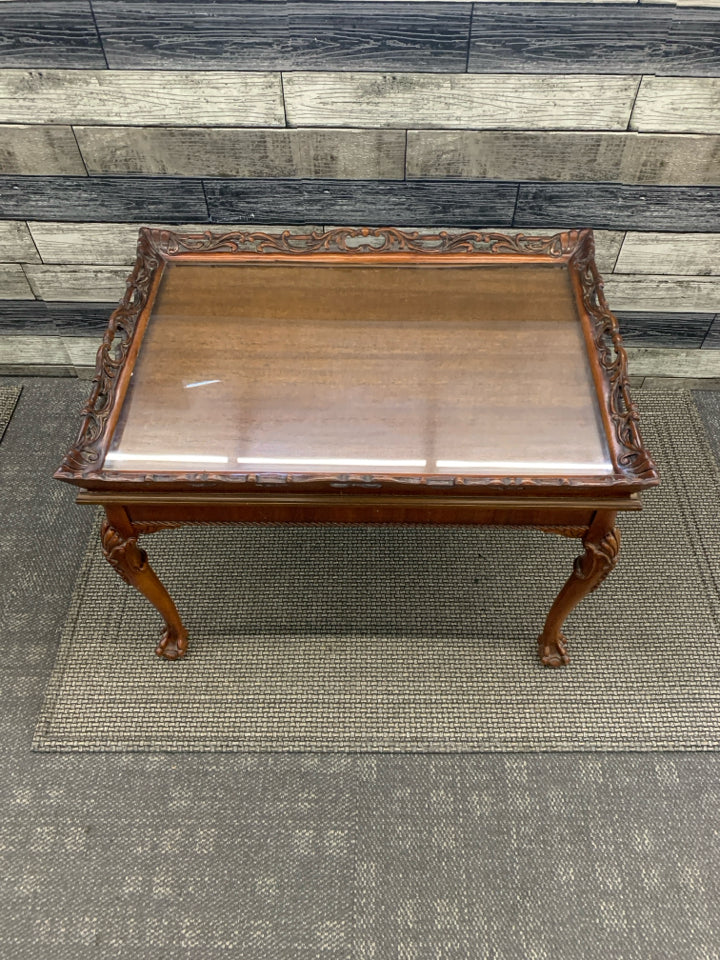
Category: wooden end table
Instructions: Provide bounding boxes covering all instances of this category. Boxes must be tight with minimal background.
[55,227,658,667]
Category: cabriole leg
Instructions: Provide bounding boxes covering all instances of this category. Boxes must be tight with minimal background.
[537,511,621,668]
[101,507,189,660]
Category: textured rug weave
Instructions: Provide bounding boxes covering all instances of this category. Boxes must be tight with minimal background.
[35,391,720,752]
[0,385,21,444]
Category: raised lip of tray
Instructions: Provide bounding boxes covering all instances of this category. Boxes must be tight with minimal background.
[54,226,659,497]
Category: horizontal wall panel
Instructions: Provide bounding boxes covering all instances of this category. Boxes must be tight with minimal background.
[604,276,720,313]
[514,184,720,231]
[702,317,720,348]
[0,335,70,365]
[469,6,720,76]
[0,264,35,300]
[0,177,208,222]
[23,265,130,303]
[283,73,639,130]
[74,127,406,179]
[615,233,720,276]
[63,336,103,367]
[626,347,720,377]
[0,70,284,127]
[0,300,55,335]
[93,1,471,71]
[0,2,105,68]
[27,222,323,265]
[615,311,714,348]
[0,125,86,176]
[406,131,720,186]
[50,302,117,336]
[204,179,518,227]
[0,221,39,263]
[631,77,720,133]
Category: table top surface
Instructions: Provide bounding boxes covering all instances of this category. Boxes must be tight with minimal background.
[106,260,612,478]
[56,228,658,497]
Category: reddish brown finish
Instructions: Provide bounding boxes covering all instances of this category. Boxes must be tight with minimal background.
[56,227,658,666]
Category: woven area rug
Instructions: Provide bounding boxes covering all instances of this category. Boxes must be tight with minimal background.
[0,385,21,444]
[35,391,720,752]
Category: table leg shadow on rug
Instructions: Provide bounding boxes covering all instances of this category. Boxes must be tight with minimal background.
[34,391,720,752]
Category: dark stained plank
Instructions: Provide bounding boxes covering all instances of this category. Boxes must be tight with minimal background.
[204,179,518,226]
[49,302,115,336]
[615,311,713,349]
[469,5,720,76]
[0,300,55,335]
[93,1,471,71]
[0,177,208,222]
[514,184,720,232]
[702,316,720,349]
[0,2,106,68]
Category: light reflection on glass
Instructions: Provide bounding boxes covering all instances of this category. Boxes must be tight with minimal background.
[435,459,613,474]
[235,457,427,468]
[105,453,229,464]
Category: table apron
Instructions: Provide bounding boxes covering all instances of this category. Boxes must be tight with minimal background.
[90,500,635,530]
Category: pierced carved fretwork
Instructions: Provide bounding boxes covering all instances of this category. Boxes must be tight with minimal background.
[572,232,659,487]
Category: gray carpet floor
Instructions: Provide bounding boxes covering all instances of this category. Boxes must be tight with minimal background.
[1,377,720,959]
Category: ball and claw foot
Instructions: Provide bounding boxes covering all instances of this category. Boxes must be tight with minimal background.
[538,633,570,668]
[155,627,189,661]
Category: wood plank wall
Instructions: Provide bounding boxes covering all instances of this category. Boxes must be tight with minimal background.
[0,0,719,375]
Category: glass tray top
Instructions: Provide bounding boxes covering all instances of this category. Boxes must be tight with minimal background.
[105,260,613,477]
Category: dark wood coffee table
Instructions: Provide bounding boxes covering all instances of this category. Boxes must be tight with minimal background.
[56,227,658,667]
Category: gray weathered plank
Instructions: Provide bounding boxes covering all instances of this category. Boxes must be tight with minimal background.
[615,233,720,276]
[283,73,640,130]
[0,221,39,263]
[0,335,70,365]
[406,131,720,186]
[631,77,720,134]
[0,124,86,176]
[514,183,720,231]
[0,1,105,68]
[93,1,471,72]
[0,177,208,222]
[615,311,713,348]
[0,70,284,126]
[27,222,323,265]
[469,6,720,76]
[204,179,518,226]
[0,264,34,299]
[63,336,103,367]
[74,127,405,179]
[626,347,720,377]
[23,265,131,302]
[605,276,720,313]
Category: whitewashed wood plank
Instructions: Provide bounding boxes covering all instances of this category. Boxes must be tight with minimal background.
[23,265,130,302]
[615,233,720,276]
[0,335,69,364]
[631,78,720,134]
[27,223,323,265]
[63,336,102,367]
[626,348,720,377]
[74,127,405,178]
[406,130,720,186]
[605,276,720,312]
[284,73,640,130]
[0,70,284,126]
[0,221,39,263]
[0,124,86,175]
[0,264,34,299]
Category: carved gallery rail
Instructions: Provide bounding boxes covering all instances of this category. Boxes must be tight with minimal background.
[56,226,658,668]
